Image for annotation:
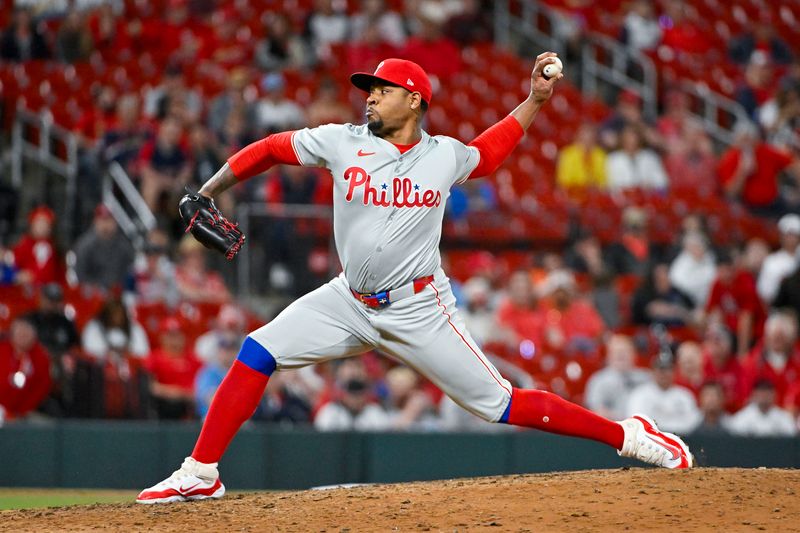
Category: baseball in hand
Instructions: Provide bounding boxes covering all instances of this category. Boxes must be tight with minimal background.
[543,57,563,79]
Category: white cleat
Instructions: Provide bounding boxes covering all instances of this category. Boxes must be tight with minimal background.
[136,457,226,504]
[618,414,694,469]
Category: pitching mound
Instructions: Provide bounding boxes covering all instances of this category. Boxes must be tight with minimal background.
[3,468,799,532]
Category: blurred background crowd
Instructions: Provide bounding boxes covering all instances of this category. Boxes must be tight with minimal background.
[1,0,800,438]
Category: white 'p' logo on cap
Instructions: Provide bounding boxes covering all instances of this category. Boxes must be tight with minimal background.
[375,61,385,73]
[407,78,414,86]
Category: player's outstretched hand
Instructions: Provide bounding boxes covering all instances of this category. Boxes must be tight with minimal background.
[530,51,564,105]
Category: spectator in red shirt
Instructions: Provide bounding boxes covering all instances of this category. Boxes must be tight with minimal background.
[495,270,546,353]
[11,207,65,288]
[146,317,202,419]
[701,323,746,412]
[705,248,766,357]
[718,121,798,217]
[741,311,800,408]
[538,269,605,354]
[399,10,462,81]
[659,0,713,56]
[0,318,52,421]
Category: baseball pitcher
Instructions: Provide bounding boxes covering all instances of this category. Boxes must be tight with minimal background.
[137,52,692,504]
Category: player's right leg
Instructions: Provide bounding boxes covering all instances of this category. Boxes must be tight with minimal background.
[136,276,377,504]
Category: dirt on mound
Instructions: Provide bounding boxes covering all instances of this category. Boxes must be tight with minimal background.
[3,468,798,532]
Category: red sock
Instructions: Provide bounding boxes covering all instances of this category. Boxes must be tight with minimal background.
[507,388,624,449]
[192,360,269,464]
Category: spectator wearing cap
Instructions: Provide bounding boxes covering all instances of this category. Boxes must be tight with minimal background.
[740,311,800,408]
[195,333,258,420]
[538,269,605,353]
[11,207,65,287]
[556,123,608,192]
[82,296,150,361]
[606,207,662,278]
[668,230,716,308]
[631,261,694,328]
[138,117,193,213]
[692,381,731,436]
[126,229,179,307]
[72,205,135,293]
[705,248,765,356]
[174,235,232,304]
[23,283,79,366]
[0,8,51,62]
[314,358,390,431]
[0,318,52,421]
[758,214,800,304]
[718,121,800,217]
[145,317,202,420]
[256,72,306,134]
[194,304,247,364]
[605,125,668,191]
[726,379,797,437]
[584,334,651,421]
[626,355,702,435]
[701,324,747,412]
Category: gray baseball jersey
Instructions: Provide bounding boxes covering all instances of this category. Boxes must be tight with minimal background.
[291,123,480,293]
[250,123,512,422]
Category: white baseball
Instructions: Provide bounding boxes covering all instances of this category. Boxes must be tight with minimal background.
[543,57,563,79]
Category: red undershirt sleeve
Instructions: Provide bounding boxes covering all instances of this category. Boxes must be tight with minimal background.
[226,131,300,181]
[467,115,525,179]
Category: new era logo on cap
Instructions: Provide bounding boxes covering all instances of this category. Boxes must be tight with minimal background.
[351,58,433,104]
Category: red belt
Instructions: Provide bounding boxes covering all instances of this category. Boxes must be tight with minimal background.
[350,275,434,308]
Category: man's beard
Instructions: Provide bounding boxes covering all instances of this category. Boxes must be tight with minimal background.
[367,118,385,136]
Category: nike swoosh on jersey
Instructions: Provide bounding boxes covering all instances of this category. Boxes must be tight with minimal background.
[357,149,376,156]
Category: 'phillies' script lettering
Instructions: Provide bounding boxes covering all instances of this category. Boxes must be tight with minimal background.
[344,166,441,208]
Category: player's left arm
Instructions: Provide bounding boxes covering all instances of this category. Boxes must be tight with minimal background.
[467,52,563,179]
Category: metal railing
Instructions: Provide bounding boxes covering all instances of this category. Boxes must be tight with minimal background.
[493,0,747,147]
[11,106,79,237]
[103,161,157,248]
[10,104,155,246]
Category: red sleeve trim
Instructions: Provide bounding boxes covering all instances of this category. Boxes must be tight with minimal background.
[227,131,300,181]
[467,115,525,179]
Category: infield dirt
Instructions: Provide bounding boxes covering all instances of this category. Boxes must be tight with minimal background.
[2,468,798,532]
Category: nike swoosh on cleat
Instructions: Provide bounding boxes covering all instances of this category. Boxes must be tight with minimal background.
[357,149,375,156]
[179,482,201,494]
[645,434,680,461]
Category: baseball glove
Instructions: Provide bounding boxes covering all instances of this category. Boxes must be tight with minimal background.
[179,191,246,260]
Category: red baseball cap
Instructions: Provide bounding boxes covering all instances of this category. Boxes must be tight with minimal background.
[351,58,432,104]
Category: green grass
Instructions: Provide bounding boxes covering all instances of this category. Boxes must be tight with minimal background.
[0,489,136,510]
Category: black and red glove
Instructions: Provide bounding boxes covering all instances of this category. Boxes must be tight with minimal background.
[179,192,245,260]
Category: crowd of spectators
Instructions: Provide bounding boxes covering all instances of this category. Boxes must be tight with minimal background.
[1,1,800,437]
